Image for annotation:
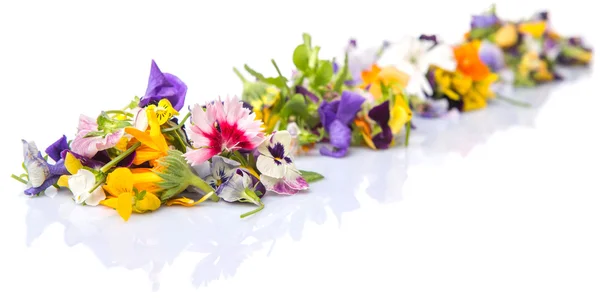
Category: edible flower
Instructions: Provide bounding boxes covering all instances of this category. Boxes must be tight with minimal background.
[125,106,170,166]
[101,168,161,221]
[57,152,106,206]
[71,115,124,158]
[454,41,492,81]
[21,138,69,196]
[184,96,265,166]
[218,168,267,218]
[318,91,365,157]
[256,131,308,195]
[360,65,409,100]
[139,60,188,111]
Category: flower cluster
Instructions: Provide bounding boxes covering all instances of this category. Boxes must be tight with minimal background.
[14,60,323,221]
[13,6,591,220]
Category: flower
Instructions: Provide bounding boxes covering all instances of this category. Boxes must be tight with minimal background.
[218,168,267,217]
[56,151,105,206]
[200,156,240,192]
[360,64,409,101]
[71,115,124,158]
[139,60,188,111]
[378,36,457,97]
[125,105,170,166]
[454,42,492,81]
[367,101,393,149]
[431,67,498,112]
[519,21,547,39]
[389,94,413,135]
[494,24,519,48]
[346,39,382,86]
[471,14,499,28]
[153,99,179,125]
[100,168,161,221]
[184,96,265,166]
[256,131,308,195]
[478,40,505,72]
[21,138,69,196]
[318,91,365,157]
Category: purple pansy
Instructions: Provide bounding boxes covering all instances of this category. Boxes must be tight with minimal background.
[139,60,188,111]
[22,138,69,196]
[318,91,365,157]
[471,14,499,29]
[368,101,393,149]
[218,168,267,205]
[256,131,308,195]
[479,41,505,72]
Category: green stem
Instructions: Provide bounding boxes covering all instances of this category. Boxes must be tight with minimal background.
[232,150,249,167]
[161,112,191,133]
[233,67,248,83]
[240,203,265,218]
[496,94,531,107]
[100,142,141,173]
[271,59,291,96]
[104,110,134,117]
[189,175,220,202]
[11,174,28,184]
[405,121,411,147]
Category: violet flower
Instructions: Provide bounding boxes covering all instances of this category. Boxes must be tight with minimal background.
[471,14,499,29]
[478,41,505,72]
[367,101,393,149]
[22,137,70,196]
[318,91,365,157]
[139,60,188,111]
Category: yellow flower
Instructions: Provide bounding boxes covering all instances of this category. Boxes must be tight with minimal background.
[100,168,161,221]
[57,152,84,187]
[125,105,170,166]
[354,117,376,150]
[494,23,518,48]
[519,21,546,38]
[153,99,179,125]
[361,64,410,100]
[389,94,412,135]
[433,68,461,100]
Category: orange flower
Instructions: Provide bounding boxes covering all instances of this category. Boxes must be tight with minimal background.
[453,42,491,81]
[125,106,170,166]
[360,64,409,100]
[354,117,375,150]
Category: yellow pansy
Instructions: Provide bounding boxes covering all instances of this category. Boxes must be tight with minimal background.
[389,94,413,135]
[100,168,161,221]
[361,64,410,100]
[57,152,84,187]
[125,105,170,166]
[434,68,461,100]
[519,21,547,38]
[152,99,179,125]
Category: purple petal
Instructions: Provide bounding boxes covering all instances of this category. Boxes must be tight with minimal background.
[319,146,348,158]
[295,85,319,103]
[24,176,60,196]
[332,60,339,74]
[318,100,340,130]
[328,119,352,149]
[368,100,390,127]
[371,126,393,149]
[45,135,69,162]
[419,34,438,45]
[139,60,188,111]
[336,91,365,125]
[61,150,106,169]
[471,14,499,28]
[47,160,69,176]
[92,150,136,168]
[479,42,505,72]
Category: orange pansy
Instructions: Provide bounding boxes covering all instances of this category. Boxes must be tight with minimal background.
[453,42,491,81]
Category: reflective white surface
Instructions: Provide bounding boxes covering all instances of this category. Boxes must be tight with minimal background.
[2,1,600,298]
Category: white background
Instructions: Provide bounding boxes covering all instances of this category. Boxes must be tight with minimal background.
[1,1,599,298]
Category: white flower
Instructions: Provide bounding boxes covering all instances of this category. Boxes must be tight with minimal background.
[256,131,308,195]
[67,169,105,206]
[379,36,457,98]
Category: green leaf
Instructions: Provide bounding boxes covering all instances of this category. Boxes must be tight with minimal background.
[244,64,266,80]
[263,76,288,89]
[308,46,321,70]
[280,94,308,120]
[302,33,312,50]
[293,45,310,72]
[314,60,333,87]
[299,170,324,183]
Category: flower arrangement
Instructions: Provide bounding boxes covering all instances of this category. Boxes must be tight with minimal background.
[12,6,592,221]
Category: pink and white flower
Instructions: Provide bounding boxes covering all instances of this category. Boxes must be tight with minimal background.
[71,115,124,158]
[184,96,265,166]
[257,131,308,195]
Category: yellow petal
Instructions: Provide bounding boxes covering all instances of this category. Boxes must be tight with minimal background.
[166,192,214,207]
[125,127,160,151]
[64,152,83,175]
[132,170,162,184]
[135,192,161,212]
[155,99,179,125]
[361,131,376,150]
[147,106,170,153]
[117,193,134,221]
[100,196,119,209]
[104,168,133,197]
[57,175,70,187]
